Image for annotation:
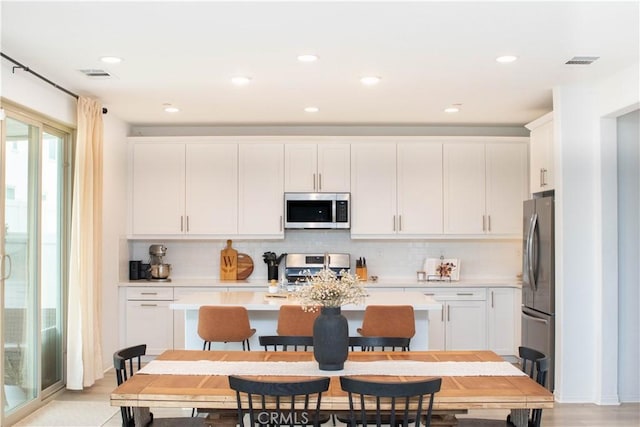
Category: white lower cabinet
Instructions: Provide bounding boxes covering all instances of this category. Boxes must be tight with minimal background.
[424,288,487,351]
[488,287,520,356]
[125,287,174,355]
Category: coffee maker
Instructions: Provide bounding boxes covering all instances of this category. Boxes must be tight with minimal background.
[148,244,171,281]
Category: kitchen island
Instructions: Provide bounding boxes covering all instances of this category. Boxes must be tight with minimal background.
[171,290,441,350]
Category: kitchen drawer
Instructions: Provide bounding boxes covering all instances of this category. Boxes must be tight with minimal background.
[126,286,174,300]
[422,288,486,301]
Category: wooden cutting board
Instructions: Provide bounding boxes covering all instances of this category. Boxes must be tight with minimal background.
[220,240,238,280]
[236,253,254,280]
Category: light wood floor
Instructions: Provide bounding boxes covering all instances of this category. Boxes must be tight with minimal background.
[29,370,640,427]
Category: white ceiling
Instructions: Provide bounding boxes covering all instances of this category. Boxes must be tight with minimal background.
[1,1,638,127]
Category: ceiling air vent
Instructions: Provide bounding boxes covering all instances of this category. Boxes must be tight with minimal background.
[79,69,112,78]
[565,56,600,65]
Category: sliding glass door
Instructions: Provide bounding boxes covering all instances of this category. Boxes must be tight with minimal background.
[1,109,70,424]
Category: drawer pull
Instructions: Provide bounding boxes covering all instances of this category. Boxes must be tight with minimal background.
[140,303,158,307]
[141,292,158,295]
[424,293,435,296]
[456,293,474,296]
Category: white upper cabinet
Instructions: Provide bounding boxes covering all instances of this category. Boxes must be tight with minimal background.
[238,143,284,237]
[131,141,238,236]
[132,143,186,235]
[444,141,527,236]
[526,112,554,194]
[396,143,443,235]
[185,143,238,235]
[284,143,350,192]
[351,142,443,237]
[350,143,397,236]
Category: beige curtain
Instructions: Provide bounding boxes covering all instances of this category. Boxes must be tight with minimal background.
[67,97,104,389]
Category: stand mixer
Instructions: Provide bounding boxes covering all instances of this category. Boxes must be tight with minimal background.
[148,244,171,281]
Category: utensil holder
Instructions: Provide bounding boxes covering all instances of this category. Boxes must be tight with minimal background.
[355,267,367,281]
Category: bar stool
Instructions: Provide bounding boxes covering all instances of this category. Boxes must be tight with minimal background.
[276,305,320,336]
[357,305,416,348]
[197,306,256,351]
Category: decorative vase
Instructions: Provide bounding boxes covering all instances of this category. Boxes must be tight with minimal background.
[313,306,349,371]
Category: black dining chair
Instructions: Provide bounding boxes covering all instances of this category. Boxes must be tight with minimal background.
[228,375,331,427]
[348,336,410,352]
[113,344,211,427]
[339,376,442,427]
[259,335,314,351]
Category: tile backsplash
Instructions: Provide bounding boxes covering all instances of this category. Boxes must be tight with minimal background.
[128,230,522,281]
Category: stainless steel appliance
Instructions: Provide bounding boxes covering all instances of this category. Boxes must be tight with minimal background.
[148,244,171,281]
[522,194,555,391]
[284,192,350,229]
[284,253,350,285]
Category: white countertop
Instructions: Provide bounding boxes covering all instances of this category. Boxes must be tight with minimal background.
[170,290,442,311]
[121,277,521,288]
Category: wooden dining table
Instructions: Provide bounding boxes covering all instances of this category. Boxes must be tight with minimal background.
[110,349,553,427]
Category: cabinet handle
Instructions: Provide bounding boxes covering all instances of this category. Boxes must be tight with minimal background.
[399,215,402,231]
[141,292,158,295]
[491,291,494,308]
[447,305,450,322]
[456,293,474,296]
[186,216,190,232]
[424,293,435,296]
[319,174,322,191]
[180,216,184,232]
[140,303,158,307]
[441,305,444,322]
[280,215,283,232]
[313,173,316,191]
[487,215,491,232]
[540,168,547,187]
[393,215,396,231]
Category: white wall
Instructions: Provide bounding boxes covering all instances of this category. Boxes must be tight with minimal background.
[553,62,640,403]
[617,109,639,402]
[101,114,130,371]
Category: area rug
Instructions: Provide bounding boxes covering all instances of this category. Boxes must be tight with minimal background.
[14,400,119,427]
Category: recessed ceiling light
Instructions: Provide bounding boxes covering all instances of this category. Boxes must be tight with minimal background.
[297,54,318,63]
[496,55,518,63]
[231,76,252,86]
[100,56,122,64]
[360,76,381,86]
[163,105,180,113]
[304,106,319,113]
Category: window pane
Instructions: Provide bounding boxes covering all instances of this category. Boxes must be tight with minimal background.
[40,131,63,390]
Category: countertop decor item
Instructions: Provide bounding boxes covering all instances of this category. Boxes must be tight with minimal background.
[220,240,238,280]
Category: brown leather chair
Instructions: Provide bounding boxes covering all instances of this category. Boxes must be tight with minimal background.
[357,305,416,348]
[276,305,320,336]
[197,306,256,351]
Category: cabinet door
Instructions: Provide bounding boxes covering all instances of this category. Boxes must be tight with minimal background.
[485,143,527,235]
[284,143,317,192]
[397,143,443,234]
[132,143,185,234]
[445,300,487,350]
[185,143,238,235]
[488,287,519,356]
[529,119,554,193]
[238,143,284,236]
[350,143,397,236]
[125,300,174,355]
[443,143,485,234]
[317,143,350,192]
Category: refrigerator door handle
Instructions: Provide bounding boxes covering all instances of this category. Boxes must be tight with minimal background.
[526,212,538,291]
[522,310,549,326]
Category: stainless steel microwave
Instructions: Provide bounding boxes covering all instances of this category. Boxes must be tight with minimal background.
[284,192,350,229]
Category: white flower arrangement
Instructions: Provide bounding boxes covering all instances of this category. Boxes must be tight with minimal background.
[294,268,367,310]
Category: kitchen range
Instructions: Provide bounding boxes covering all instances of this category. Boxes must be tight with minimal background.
[283,253,351,285]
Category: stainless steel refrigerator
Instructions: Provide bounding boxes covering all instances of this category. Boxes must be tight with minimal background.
[522,194,555,391]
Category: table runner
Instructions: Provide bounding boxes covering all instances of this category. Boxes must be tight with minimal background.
[138,360,526,377]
